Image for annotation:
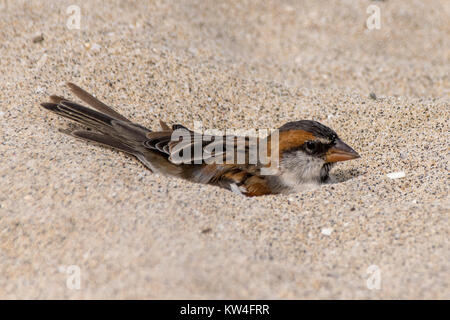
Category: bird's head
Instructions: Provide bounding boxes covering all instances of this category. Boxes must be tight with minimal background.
[275,120,360,183]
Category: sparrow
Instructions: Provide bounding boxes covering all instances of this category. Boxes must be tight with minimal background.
[40,83,360,196]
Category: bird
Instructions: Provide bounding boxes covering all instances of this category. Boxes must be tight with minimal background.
[39,83,360,196]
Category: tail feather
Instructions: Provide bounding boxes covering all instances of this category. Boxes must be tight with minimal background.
[57,100,117,126]
[49,95,66,104]
[66,82,131,122]
[41,102,114,134]
[38,83,180,174]
[70,130,137,154]
[40,99,150,155]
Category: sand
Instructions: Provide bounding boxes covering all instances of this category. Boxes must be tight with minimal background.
[0,0,448,299]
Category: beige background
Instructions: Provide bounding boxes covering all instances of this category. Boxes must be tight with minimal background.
[0,0,448,298]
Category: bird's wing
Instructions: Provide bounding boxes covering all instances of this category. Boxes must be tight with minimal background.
[144,127,274,196]
[144,127,265,168]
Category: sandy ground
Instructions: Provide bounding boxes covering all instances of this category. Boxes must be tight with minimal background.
[0,0,448,299]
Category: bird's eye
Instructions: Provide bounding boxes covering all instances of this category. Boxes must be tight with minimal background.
[306,141,316,152]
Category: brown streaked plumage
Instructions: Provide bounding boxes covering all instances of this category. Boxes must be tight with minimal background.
[39,83,360,196]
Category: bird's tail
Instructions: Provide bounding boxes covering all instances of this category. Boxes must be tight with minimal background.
[40,83,150,156]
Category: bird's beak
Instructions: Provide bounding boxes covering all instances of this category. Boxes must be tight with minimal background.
[325,139,360,163]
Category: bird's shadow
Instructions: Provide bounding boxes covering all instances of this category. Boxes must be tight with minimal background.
[329,168,363,183]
